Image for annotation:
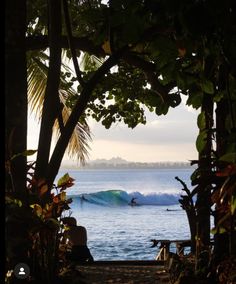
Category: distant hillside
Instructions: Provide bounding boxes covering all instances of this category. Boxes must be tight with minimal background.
[91,157,129,165]
[62,157,193,169]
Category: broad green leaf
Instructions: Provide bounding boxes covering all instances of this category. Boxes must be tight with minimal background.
[219,227,226,234]
[219,153,236,163]
[5,196,22,207]
[210,228,217,235]
[176,74,186,90]
[30,204,43,217]
[16,199,22,207]
[191,168,201,182]
[197,111,206,130]
[196,130,207,153]
[211,227,226,235]
[11,149,37,160]
[200,80,214,94]
[213,91,225,103]
[186,91,203,109]
[169,94,181,108]
[57,173,72,187]
[22,149,38,156]
[155,103,169,115]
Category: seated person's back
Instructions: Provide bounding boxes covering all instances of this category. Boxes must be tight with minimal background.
[67,225,87,246]
[62,217,94,263]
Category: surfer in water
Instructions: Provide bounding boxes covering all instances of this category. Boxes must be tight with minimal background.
[81,195,87,201]
[130,197,137,206]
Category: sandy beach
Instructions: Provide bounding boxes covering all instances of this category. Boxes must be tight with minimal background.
[72,261,170,284]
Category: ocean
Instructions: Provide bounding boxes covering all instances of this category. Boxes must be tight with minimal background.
[57,168,194,261]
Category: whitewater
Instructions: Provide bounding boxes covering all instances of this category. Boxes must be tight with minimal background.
[57,168,193,260]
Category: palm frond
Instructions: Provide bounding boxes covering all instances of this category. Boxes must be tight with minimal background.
[27,50,91,165]
[80,52,103,72]
[56,90,91,165]
[27,55,47,120]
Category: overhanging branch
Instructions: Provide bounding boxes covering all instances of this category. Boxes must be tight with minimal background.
[123,53,176,99]
[46,46,128,187]
[62,0,85,87]
[26,35,105,57]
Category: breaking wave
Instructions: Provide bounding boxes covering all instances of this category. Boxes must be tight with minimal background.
[70,190,180,206]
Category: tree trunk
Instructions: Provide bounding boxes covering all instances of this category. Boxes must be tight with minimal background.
[176,176,197,253]
[214,99,230,261]
[5,0,27,196]
[34,0,62,191]
[195,94,213,258]
[5,0,29,269]
[183,203,197,253]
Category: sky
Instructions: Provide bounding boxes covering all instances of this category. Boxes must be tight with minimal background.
[27,96,200,163]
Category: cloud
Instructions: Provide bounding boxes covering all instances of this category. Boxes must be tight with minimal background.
[90,121,197,145]
[89,102,199,146]
[87,140,198,162]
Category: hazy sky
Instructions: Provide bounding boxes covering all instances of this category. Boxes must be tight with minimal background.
[27,96,200,163]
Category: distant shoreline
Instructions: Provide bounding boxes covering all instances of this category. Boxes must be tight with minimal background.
[61,157,195,170]
[61,162,194,170]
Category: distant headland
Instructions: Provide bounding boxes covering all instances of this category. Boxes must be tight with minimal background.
[62,157,193,169]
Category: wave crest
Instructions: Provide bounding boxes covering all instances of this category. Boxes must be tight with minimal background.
[71,190,180,206]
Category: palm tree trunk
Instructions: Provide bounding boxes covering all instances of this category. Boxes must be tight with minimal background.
[34,0,62,189]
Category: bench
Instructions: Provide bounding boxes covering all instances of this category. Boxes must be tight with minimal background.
[150,239,192,261]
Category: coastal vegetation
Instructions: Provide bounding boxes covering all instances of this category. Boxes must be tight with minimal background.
[5,0,236,283]
[63,157,192,169]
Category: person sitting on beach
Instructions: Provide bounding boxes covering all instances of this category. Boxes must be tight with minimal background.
[61,217,94,263]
